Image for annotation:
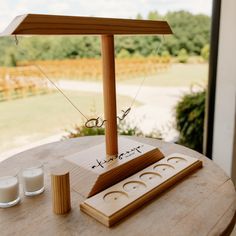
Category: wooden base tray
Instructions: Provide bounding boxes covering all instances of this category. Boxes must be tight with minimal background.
[80,153,202,227]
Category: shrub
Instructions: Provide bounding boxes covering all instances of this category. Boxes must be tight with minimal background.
[117,49,131,58]
[64,119,162,140]
[4,49,17,67]
[65,125,105,139]
[175,89,206,153]
[177,48,189,63]
[132,51,143,58]
[201,44,210,61]
[161,50,171,63]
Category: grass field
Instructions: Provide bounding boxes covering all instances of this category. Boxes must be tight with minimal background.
[121,63,208,87]
[0,91,141,152]
[0,63,208,154]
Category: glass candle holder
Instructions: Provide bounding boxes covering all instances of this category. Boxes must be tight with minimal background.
[21,164,44,196]
[0,175,20,208]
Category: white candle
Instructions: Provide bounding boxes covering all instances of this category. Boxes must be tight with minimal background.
[22,168,44,193]
[0,176,19,203]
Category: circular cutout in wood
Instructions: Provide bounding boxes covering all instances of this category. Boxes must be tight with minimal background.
[103,191,128,203]
[123,180,146,193]
[167,157,187,165]
[153,164,175,174]
[139,172,162,183]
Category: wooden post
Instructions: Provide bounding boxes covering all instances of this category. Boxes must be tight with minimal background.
[51,171,71,215]
[101,35,118,156]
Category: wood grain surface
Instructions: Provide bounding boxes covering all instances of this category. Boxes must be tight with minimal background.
[0,14,172,36]
[101,35,118,155]
[0,136,235,236]
[63,137,164,197]
[51,171,71,215]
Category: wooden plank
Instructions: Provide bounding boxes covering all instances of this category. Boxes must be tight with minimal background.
[171,179,236,236]
[208,200,236,236]
[0,14,172,36]
[101,35,118,155]
[80,153,203,227]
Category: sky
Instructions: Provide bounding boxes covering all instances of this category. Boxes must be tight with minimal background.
[0,0,212,32]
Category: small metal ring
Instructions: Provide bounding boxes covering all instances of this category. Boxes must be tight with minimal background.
[96,118,107,128]
[85,117,106,128]
[85,118,99,128]
[117,107,131,121]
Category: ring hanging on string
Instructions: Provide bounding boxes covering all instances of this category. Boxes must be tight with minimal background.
[117,107,131,121]
[85,117,106,128]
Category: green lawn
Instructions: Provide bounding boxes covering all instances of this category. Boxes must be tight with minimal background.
[0,63,208,153]
[121,63,208,87]
[0,91,140,152]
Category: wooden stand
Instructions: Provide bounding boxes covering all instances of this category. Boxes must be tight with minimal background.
[51,171,71,215]
[0,15,210,229]
[1,14,173,198]
[101,35,118,155]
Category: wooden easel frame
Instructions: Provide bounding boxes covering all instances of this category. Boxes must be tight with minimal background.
[1,14,173,196]
[0,13,172,155]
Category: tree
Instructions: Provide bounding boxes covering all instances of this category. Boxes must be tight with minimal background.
[0,10,211,65]
[117,49,131,58]
[4,49,17,67]
[136,13,143,20]
[161,50,171,63]
[147,11,161,20]
[201,44,210,61]
[166,11,210,55]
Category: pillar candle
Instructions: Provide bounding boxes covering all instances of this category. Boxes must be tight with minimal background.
[0,176,19,203]
[22,168,44,193]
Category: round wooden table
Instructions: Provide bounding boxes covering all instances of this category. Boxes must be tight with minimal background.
[0,136,236,236]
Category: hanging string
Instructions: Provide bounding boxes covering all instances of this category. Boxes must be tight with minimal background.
[33,63,88,120]
[36,63,106,128]
[13,34,164,128]
[116,35,165,121]
[14,35,19,45]
[37,61,107,128]
[14,35,106,128]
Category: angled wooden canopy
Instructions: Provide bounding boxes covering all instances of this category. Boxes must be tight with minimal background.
[0,14,172,36]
